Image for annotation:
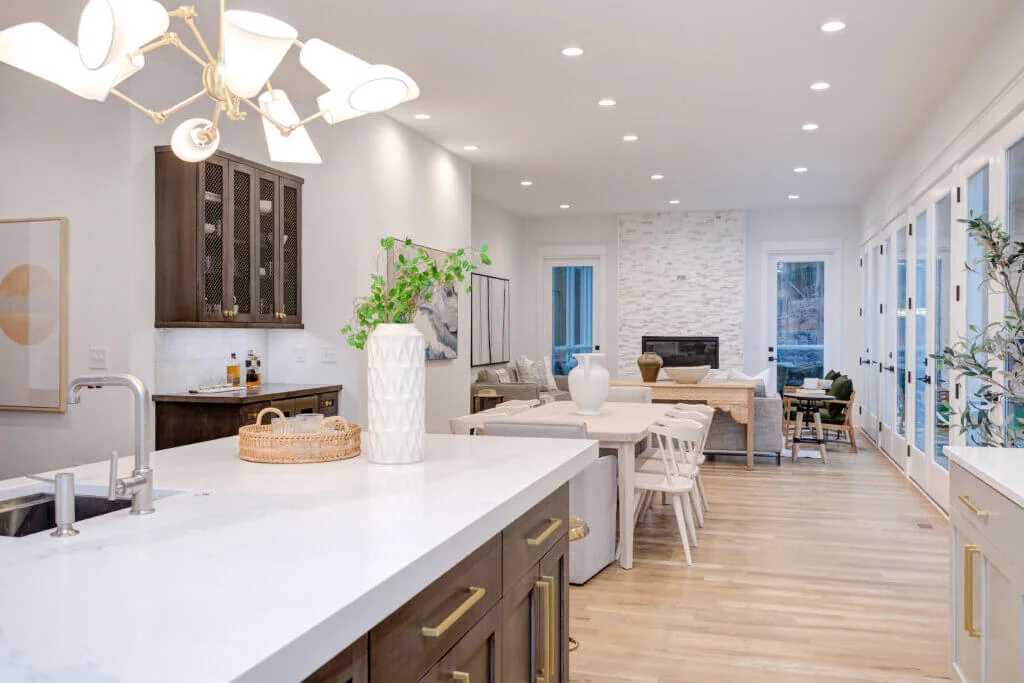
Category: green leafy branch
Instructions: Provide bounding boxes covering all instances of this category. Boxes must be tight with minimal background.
[341,236,492,350]
[933,213,1024,447]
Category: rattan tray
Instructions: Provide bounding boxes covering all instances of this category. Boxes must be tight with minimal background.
[238,407,361,464]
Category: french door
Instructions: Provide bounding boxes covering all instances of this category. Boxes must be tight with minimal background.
[541,257,602,375]
[762,243,841,395]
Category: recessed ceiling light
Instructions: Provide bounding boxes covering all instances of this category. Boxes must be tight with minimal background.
[788,194,801,200]
[463,145,479,151]
[651,174,664,181]
[598,98,617,107]
[521,180,533,187]
[560,203,571,209]
[414,114,431,120]
[623,134,639,142]
[810,81,831,91]
[794,167,808,173]
[820,20,846,33]
[802,122,820,131]
[561,46,584,57]
[669,200,680,205]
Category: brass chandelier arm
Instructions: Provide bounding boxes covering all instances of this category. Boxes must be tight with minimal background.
[128,32,207,70]
[239,96,331,137]
[109,88,208,125]
[180,14,214,63]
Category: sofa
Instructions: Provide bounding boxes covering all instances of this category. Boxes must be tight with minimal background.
[471,366,570,409]
[703,395,785,462]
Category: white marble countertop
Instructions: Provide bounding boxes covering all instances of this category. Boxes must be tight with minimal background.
[946,446,1024,508]
[0,433,598,683]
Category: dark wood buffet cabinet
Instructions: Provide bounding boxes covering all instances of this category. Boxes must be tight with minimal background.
[305,485,571,683]
[153,384,340,450]
[155,146,303,328]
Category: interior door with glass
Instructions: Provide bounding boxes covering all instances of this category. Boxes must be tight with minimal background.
[927,181,955,510]
[892,221,910,470]
[879,223,898,459]
[908,205,930,487]
[766,251,839,395]
[543,258,600,374]
[963,161,991,448]
[860,244,880,442]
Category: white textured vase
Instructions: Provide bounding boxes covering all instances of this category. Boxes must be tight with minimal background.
[568,352,610,416]
[366,323,426,464]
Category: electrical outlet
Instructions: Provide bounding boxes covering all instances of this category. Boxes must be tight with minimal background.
[88,346,108,370]
[321,346,338,364]
[294,345,307,363]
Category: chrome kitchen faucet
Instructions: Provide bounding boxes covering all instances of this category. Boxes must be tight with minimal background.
[67,374,155,515]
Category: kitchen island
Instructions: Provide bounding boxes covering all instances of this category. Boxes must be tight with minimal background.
[0,433,598,682]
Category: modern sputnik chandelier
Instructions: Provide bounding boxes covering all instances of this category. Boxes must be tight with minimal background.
[0,0,420,164]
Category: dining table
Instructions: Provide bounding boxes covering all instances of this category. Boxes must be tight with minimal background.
[502,399,674,570]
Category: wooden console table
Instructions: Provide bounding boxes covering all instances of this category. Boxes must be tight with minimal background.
[611,379,759,469]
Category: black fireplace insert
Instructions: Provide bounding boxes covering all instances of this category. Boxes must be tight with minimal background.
[641,336,719,369]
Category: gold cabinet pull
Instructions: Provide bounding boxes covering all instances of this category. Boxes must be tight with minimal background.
[958,495,991,518]
[421,586,486,638]
[451,673,470,682]
[527,518,563,546]
[964,544,982,638]
[535,578,552,683]
[541,575,557,680]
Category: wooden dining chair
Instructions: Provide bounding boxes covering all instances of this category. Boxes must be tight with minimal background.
[821,390,858,450]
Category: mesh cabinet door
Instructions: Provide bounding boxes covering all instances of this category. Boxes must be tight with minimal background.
[256,172,279,322]
[279,177,302,324]
[198,158,228,322]
[225,161,256,323]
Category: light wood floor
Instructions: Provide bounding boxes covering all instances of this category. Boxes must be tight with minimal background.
[569,436,950,683]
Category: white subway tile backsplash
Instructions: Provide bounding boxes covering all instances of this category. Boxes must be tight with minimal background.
[155,328,270,393]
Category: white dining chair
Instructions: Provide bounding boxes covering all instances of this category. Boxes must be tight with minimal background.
[449,408,515,435]
[634,421,702,566]
[640,415,707,527]
[496,399,541,413]
[659,414,710,516]
[606,386,653,403]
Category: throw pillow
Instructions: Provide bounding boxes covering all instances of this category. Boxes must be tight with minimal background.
[827,375,854,420]
[516,355,550,389]
[495,367,513,383]
[825,369,841,381]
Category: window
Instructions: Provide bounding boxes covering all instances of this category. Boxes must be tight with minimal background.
[776,261,826,393]
[551,265,593,374]
[896,226,908,437]
[934,194,952,468]
[914,211,928,452]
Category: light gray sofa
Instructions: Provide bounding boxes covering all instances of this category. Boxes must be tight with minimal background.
[704,395,785,463]
[471,366,570,410]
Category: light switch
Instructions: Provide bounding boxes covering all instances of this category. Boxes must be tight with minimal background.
[88,347,108,370]
[321,347,338,364]
[294,345,307,363]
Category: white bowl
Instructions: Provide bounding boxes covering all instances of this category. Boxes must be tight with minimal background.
[664,365,711,384]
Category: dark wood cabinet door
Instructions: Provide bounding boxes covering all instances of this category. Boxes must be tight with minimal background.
[502,560,538,683]
[279,177,302,324]
[420,606,502,683]
[303,635,367,683]
[255,171,279,322]
[198,157,228,322]
[225,161,257,324]
[538,534,569,683]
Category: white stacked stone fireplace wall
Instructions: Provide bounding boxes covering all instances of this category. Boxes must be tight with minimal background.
[617,211,746,377]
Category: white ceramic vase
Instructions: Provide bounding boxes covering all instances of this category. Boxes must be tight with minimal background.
[366,323,426,464]
[568,352,610,416]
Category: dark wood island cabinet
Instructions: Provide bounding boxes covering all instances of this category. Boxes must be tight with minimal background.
[155,146,303,328]
[304,485,571,683]
[153,384,341,450]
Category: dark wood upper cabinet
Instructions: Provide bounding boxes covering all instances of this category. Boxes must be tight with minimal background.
[155,146,303,328]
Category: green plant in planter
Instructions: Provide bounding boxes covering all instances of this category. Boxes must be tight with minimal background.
[341,236,491,350]
[934,213,1024,447]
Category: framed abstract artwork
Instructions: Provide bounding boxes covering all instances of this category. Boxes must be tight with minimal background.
[471,272,510,367]
[0,217,68,412]
[387,242,458,360]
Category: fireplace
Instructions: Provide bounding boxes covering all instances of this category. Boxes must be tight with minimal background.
[641,336,719,369]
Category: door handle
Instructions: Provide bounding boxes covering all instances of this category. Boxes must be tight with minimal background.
[921,375,932,384]
[964,544,981,638]
[767,356,775,362]
[885,365,895,373]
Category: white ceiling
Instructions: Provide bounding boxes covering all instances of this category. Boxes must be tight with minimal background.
[8,1,1015,217]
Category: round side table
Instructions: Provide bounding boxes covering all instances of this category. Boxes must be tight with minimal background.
[568,516,589,653]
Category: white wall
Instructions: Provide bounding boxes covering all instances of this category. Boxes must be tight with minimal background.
[470,196,521,365]
[745,207,862,377]
[863,1,1024,238]
[0,51,472,477]
[517,214,619,375]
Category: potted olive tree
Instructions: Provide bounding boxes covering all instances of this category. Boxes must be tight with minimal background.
[935,214,1024,447]
[342,237,490,464]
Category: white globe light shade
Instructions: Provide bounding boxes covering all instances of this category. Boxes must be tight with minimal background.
[300,39,419,114]
[77,0,168,71]
[171,118,220,163]
[221,10,296,98]
[257,89,322,164]
[0,22,141,101]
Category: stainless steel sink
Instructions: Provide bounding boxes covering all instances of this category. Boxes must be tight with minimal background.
[0,493,132,537]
